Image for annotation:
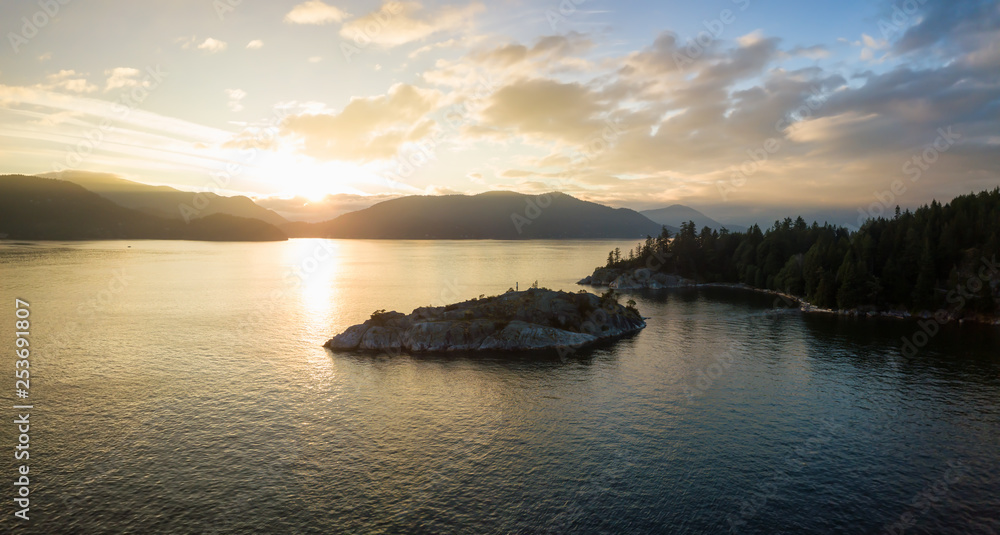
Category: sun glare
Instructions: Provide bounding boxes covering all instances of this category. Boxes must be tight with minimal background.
[239,146,379,200]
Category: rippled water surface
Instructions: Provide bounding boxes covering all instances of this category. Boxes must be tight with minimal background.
[1,239,998,534]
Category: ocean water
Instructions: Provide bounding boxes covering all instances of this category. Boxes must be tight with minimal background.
[0,239,998,534]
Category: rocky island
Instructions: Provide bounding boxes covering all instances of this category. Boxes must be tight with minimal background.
[325,288,646,353]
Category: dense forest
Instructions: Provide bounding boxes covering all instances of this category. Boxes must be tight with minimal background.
[602,189,1000,315]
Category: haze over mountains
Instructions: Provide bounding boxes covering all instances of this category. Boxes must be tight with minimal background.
[640,205,747,233]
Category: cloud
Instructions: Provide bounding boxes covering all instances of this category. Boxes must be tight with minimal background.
[284,1,350,25]
[38,52,52,61]
[197,38,228,53]
[180,35,229,54]
[477,78,608,145]
[308,56,323,63]
[246,39,263,50]
[409,38,459,58]
[104,68,148,92]
[858,33,889,62]
[225,89,246,112]
[339,1,484,48]
[37,70,98,93]
[891,0,1000,56]
[787,45,830,59]
[468,33,594,74]
[281,83,444,161]
[861,33,887,50]
[0,82,242,185]
[179,36,227,53]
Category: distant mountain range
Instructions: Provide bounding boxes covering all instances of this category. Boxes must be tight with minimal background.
[640,205,747,233]
[0,175,287,241]
[0,172,753,241]
[287,191,672,239]
[46,171,289,227]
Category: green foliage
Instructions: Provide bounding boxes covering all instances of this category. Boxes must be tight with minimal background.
[600,288,619,307]
[599,188,1000,314]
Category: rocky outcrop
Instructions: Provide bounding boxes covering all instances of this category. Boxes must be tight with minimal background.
[578,267,693,289]
[324,288,646,353]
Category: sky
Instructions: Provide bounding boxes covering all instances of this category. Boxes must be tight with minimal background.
[0,0,998,225]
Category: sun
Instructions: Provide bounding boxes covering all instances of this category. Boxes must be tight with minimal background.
[244,147,379,200]
[295,181,333,202]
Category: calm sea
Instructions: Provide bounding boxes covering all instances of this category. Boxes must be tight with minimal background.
[0,239,998,534]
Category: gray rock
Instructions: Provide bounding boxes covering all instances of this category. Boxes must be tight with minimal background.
[359,326,402,350]
[609,274,642,289]
[325,324,369,350]
[478,320,597,351]
[325,288,645,354]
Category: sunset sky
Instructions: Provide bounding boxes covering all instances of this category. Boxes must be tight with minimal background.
[1,0,997,223]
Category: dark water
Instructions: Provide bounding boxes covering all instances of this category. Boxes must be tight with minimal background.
[0,240,998,534]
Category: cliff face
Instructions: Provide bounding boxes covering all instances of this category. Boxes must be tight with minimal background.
[325,288,646,353]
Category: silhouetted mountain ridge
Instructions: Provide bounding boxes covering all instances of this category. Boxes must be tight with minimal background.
[0,175,287,241]
[641,204,747,232]
[287,191,673,239]
[46,171,289,227]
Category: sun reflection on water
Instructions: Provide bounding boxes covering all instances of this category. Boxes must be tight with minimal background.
[284,238,341,325]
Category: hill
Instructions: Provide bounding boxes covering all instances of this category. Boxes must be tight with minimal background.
[288,191,669,239]
[46,171,289,227]
[640,204,746,232]
[0,175,287,241]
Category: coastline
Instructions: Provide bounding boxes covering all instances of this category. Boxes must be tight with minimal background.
[578,270,1000,327]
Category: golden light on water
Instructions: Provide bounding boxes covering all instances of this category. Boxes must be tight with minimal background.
[286,239,341,320]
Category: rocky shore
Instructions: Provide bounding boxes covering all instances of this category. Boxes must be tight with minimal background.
[577,267,693,289]
[324,288,646,353]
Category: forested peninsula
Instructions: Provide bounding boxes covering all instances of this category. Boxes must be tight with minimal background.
[582,189,1000,323]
